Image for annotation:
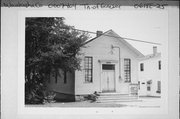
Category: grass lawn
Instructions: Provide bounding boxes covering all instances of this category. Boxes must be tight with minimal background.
[26,101,127,107]
[26,97,161,108]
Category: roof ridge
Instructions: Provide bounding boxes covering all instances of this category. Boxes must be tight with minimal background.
[83,29,112,45]
[82,29,144,58]
[139,53,161,60]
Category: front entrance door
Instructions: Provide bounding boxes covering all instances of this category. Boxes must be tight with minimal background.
[102,64,115,92]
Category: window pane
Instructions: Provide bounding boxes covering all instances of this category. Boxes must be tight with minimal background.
[124,59,131,82]
[84,57,93,83]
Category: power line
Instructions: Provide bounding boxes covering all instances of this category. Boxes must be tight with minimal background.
[27,20,161,45]
[123,37,161,45]
[71,28,162,45]
[27,19,161,45]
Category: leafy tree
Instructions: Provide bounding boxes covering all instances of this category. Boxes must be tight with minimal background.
[25,17,89,104]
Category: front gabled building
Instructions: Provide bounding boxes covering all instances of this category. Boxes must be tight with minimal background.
[138,46,161,97]
[46,30,144,101]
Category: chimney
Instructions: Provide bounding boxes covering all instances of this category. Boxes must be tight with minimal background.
[153,46,157,55]
[96,31,103,37]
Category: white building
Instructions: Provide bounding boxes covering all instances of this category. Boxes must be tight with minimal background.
[138,46,161,97]
[46,30,145,101]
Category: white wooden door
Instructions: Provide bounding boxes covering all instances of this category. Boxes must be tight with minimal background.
[139,82,147,96]
[102,70,115,92]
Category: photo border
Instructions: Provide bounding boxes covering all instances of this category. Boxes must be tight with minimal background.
[1,1,179,119]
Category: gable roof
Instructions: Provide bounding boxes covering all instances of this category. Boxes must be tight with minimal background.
[139,52,161,60]
[83,29,144,58]
[83,30,111,45]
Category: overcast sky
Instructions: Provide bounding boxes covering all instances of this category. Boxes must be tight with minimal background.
[59,10,168,55]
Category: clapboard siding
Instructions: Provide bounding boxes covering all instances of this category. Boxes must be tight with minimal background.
[75,31,140,95]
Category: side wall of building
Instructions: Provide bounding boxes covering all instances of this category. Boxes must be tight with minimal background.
[138,56,161,96]
[46,69,75,101]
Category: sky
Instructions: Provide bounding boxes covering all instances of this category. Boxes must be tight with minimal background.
[57,10,168,55]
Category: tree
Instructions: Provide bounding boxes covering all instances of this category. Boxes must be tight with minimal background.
[25,17,89,104]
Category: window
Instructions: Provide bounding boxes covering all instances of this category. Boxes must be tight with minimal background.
[51,71,58,83]
[124,59,131,82]
[47,73,51,83]
[147,86,151,91]
[55,72,58,83]
[64,71,67,84]
[51,69,58,83]
[147,80,152,91]
[140,63,144,71]
[158,60,161,70]
[102,64,115,70]
[138,81,140,89]
[157,81,161,93]
[84,56,93,83]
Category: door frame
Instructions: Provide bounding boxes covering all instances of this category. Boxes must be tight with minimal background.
[98,60,118,93]
[101,69,115,92]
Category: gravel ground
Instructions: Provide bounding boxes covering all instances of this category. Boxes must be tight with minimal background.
[118,97,161,108]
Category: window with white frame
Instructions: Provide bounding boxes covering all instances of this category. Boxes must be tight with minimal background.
[147,80,152,91]
[157,81,161,93]
[140,63,144,71]
[84,56,93,83]
[124,59,131,82]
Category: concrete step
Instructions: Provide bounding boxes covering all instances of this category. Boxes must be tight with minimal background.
[99,93,128,96]
[99,93,137,96]
[97,97,138,100]
[97,99,138,102]
[98,95,138,98]
[96,99,142,103]
[99,95,138,97]
[96,93,139,103]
